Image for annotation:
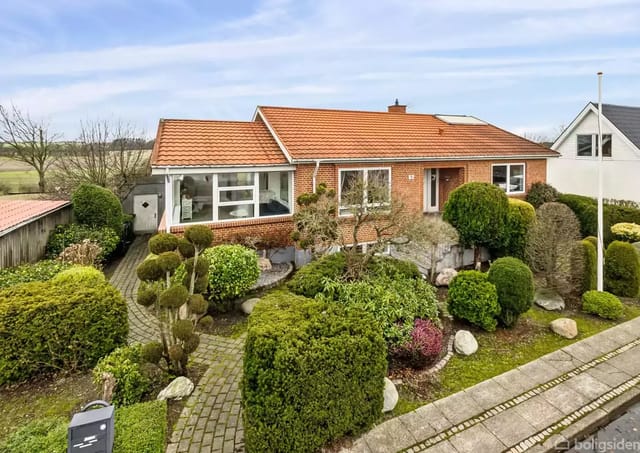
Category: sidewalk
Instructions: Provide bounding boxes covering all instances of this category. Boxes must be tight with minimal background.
[345,316,640,453]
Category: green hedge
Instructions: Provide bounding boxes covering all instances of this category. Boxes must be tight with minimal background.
[501,199,536,259]
[604,241,640,298]
[46,224,120,261]
[447,270,500,332]
[0,278,128,384]
[242,292,386,453]
[487,257,534,327]
[0,400,167,453]
[0,260,71,289]
[72,183,124,235]
[287,252,347,297]
[582,290,624,320]
[580,239,597,293]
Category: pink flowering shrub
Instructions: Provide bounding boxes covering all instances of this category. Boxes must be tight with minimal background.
[392,319,443,369]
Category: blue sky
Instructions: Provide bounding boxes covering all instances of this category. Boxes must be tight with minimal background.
[1,0,640,139]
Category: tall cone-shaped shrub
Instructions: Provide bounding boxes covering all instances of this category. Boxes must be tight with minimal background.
[136,225,213,375]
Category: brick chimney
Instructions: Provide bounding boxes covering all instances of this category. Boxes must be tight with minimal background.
[387,98,406,113]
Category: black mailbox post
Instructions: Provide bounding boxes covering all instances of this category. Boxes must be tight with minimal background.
[68,400,114,453]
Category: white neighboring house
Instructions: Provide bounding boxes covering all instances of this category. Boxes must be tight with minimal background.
[548,103,640,202]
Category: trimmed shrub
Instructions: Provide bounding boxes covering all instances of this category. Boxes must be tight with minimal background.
[93,344,150,407]
[242,292,386,453]
[582,290,624,320]
[287,252,347,297]
[557,194,598,238]
[0,401,167,453]
[525,182,559,208]
[0,260,70,289]
[487,257,534,327]
[501,199,536,259]
[319,275,439,347]
[580,239,597,293]
[447,270,500,332]
[604,241,640,297]
[57,239,102,266]
[584,235,598,249]
[46,224,120,261]
[72,183,124,235]
[391,319,443,369]
[611,222,640,243]
[202,245,260,304]
[366,255,421,280]
[50,266,106,286]
[0,278,128,384]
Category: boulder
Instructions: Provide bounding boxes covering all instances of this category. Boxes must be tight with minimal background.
[258,258,272,271]
[550,318,578,339]
[534,288,565,311]
[382,377,398,413]
[157,376,194,401]
[435,268,458,287]
[454,330,478,356]
[240,298,261,315]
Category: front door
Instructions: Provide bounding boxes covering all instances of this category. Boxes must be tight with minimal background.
[133,194,158,232]
[424,169,439,213]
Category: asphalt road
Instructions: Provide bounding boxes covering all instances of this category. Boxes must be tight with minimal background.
[568,402,640,452]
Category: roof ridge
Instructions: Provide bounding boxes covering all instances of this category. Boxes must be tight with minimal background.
[259,105,440,118]
[591,102,640,110]
[161,118,256,124]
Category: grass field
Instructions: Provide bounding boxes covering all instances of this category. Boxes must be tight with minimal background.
[0,157,41,193]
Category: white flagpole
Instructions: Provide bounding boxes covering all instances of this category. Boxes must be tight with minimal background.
[597,72,604,291]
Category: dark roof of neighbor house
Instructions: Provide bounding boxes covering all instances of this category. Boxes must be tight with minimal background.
[0,199,70,237]
[150,105,558,166]
[598,103,640,149]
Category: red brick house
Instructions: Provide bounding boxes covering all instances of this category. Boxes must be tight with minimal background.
[150,102,557,246]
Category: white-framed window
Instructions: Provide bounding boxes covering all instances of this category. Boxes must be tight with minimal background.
[492,163,525,194]
[171,170,293,225]
[338,168,391,216]
[577,134,612,158]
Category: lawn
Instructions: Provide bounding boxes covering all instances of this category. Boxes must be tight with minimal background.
[0,170,40,194]
[397,300,640,409]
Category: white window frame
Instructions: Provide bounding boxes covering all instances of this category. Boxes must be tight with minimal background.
[170,170,294,227]
[338,167,392,217]
[491,163,525,195]
[576,133,612,159]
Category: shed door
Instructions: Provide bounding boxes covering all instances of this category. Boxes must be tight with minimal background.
[133,194,158,232]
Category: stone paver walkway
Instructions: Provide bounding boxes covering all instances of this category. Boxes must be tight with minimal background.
[344,316,640,453]
[110,236,246,453]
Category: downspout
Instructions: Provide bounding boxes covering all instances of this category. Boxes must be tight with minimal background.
[312,159,321,193]
[165,168,171,233]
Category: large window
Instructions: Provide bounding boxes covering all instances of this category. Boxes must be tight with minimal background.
[492,164,525,194]
[577,134,612,157]
[339,168,391,215]
[172,170,292,224]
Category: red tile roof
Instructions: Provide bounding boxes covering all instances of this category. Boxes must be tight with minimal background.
[258,106,557,161]
[0,199,70,236]
[150,119,288,166]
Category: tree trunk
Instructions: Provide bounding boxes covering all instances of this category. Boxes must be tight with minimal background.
[474,246,481,271]
[37,170,46,193]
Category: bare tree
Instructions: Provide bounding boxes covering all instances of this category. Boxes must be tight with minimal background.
[405,216,459,282]
[53,119,149,200]
[0,104,60,192]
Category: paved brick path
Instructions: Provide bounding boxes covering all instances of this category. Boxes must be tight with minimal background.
[344,316,640,453]
[110,236,246,453]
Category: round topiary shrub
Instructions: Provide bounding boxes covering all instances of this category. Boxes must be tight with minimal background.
[202,245,260,303]
[159,285,189,309]
[611,222,640,243]
[287,252,347,298]
[148,233,178,255]
[582,290,624,320]
[72,184,124,236]
[502,199,535,260]
[183,225,214,249]
[604,241,640,297]
[391,318,443,369]
[525,182,559,208]
[50,266,106,287]
[447,270,500,332]
[487,257,534,327]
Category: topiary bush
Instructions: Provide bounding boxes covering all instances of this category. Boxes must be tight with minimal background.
[46,224,119,261]
[580,239,597,293]
[447,270,500,332]
[203,245,260,304]
[287,252,347,297]
[0,260,71,289]
[500,199,536,259]
[242,291,386,453]
[0,277,128,384]
[611,222,640,243]
[582,290,624,320]
[391,318,443,369]
[557,194,598,238]
[93,344,150,407]
[584,236,598,249]
[604,241,640,297]
[487,257,534,327]
[318,275,439,347]
[72,183,124,235]
[50,266,106,286]
[526,182,559,208]
[365,255,421,280]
